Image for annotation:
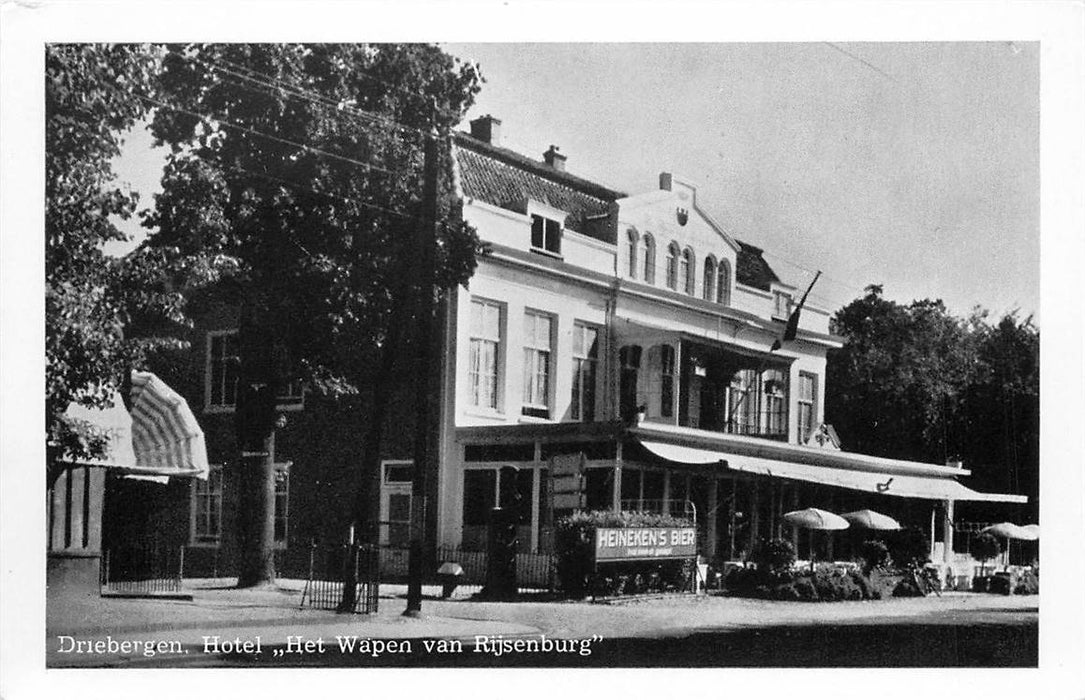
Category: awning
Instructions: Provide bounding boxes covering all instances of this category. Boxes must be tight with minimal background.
[638,440,1026,503]
[61,370,209,482]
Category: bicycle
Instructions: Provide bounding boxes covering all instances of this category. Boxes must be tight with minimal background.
[908,562,942,597]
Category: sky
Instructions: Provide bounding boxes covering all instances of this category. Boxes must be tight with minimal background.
[111,42,1040,321]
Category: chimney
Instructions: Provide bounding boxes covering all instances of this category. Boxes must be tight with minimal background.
[543,145,567,172]
[469,115,501,146]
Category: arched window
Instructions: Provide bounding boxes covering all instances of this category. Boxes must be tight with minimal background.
[717,260,731,306]
[666,242,680,290]
[626,228,638,278]
[681,248,695,295]
[642,234,656,284]
[703,256,717,301]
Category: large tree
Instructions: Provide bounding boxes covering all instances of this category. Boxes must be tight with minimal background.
[147,44,483,587]
[46,44,196,478]
[827,286,1039,519]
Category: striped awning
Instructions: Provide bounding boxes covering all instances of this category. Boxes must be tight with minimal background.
[128,370,209,480]
[61,371,208,481]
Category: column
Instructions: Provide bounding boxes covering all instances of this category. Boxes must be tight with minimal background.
[705,474,718,558]
[942,499,955,566]
[612,442,623,513]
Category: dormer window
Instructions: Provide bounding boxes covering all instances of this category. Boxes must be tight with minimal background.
[531,214,562,256]
[773,291,793,320]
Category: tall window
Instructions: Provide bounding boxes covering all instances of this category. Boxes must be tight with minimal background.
[522,311,553,418]
[798,372,817,443]
[192,467,223,545]
[666,242,680,290]
[619,345,642,419]
[207,331,240,410]
[728,369,757,435]
[626,229,638,278]
[761,369,787,436]
[681,248,695,295]
[531,214,562,255]
[703,257,717,301]
[571,323,599,421]
[660,344,676,418]
[642,234,656,284]
[773,290,793,319]
[469,299,502,410]
[717,261,731,305]
[274,464,290,546]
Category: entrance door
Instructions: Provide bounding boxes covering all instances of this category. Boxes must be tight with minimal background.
[379,460,413,547]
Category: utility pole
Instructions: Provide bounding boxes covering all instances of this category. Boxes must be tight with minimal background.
[404,106,441,616]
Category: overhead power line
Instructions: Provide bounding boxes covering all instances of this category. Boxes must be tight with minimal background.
[137,93,414,179]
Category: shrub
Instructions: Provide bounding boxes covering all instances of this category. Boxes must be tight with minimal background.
[971,575,991,593]
[989,574,1013,595]
[554,510,694,597]
[885,527,930,568]
[971,533,1002,576]
[859,540,891,573]
[1014,570,1039,595]
[750,538,797,577]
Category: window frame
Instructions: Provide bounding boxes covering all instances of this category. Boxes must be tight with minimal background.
[530,213,563,257]
[717,260,732,305]
[571,322,599,422]
[703,256,717,301]
[642,234,656,284]
[773,290,794,320]
[666,242,680,290]
[681,247,695,295]
[205,330,240,413]
[521,309,554,419]
[204,329,305,413]
[797,372,818,443]
[626,228,638,278]
[468,298,505,413]
[190,465,224,547]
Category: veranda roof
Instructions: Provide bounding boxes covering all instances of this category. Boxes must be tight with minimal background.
[632,424,1026,504]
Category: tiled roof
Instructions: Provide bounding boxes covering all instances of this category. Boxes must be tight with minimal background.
[734,240,781,292]
[453,130,783,289]
[453,132,625,243]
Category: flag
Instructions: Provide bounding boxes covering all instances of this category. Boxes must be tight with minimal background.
[771,271,821,351]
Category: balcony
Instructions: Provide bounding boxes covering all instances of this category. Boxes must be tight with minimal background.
[618,337,791,442]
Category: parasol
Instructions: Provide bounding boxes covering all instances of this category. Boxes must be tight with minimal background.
[841,509,902,531]
[783,507,850,530]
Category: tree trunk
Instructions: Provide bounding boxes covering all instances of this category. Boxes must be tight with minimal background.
[235,306,279,588]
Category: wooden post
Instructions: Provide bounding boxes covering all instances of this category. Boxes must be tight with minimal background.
[942,499,955,567]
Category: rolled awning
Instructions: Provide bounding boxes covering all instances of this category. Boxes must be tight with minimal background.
[61,370,209,481]
[638,440,1026,503]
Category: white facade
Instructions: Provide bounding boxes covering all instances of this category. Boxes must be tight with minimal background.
[434,123,844,555]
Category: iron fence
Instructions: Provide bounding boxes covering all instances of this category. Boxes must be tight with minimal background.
[299,544,380,614]
[100,543,184,595]
[377,544,556,593]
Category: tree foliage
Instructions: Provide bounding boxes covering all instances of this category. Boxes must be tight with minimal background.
[45,44,194,468]
[827,285,1040,518]
[144,43,485,585]
[147,44,484,391]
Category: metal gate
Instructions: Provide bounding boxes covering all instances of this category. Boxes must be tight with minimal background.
[100,543,184,595]
[299,544,380,614]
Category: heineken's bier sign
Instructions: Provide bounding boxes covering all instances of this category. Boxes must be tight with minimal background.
[594,526,697,562]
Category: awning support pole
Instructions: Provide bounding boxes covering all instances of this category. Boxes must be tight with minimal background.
[942,499,955,566]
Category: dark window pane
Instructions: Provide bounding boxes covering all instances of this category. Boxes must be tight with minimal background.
[531,215,544,249]
[540,441,616,461]
[584,468,612,511]
[464,443,535,463]
[463,470,496,526]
